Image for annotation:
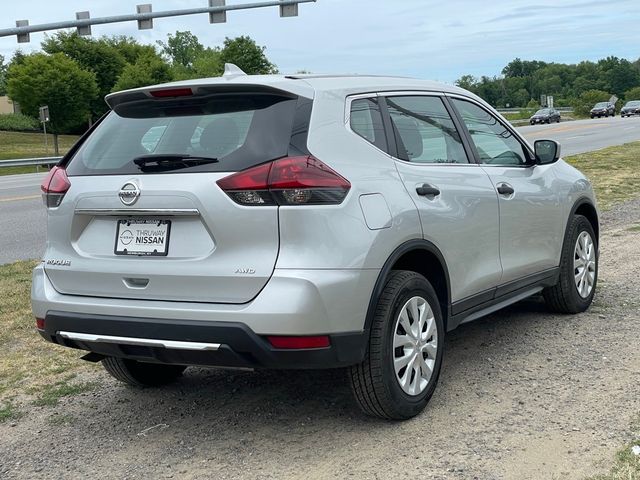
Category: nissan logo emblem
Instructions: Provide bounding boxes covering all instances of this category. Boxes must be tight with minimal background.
[119,182,140,206]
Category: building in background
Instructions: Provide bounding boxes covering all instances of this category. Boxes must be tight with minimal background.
[0,96,19,114]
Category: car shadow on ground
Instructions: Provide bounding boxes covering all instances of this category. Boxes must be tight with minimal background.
[84,296,560,429]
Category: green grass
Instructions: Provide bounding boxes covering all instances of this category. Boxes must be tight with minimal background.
[0,401,22,423]
[0,261,98,418]
[565,141,640,210]
[628,224,640,232]
[0,130,80,175]
[587,418,640,480]
[31,379,97,407]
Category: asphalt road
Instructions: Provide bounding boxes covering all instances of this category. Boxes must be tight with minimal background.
[518,114,640,156]
[0,115,639,264]
[0,173,47,265]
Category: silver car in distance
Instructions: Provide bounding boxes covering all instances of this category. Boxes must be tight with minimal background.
[32,68,599,420]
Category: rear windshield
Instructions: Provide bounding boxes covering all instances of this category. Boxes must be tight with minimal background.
[66,93,302,175]
[625,101,640,107]
[535,109,550,115]
[594,102,608,108]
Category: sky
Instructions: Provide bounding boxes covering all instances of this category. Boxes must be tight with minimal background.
[1,0,639,84]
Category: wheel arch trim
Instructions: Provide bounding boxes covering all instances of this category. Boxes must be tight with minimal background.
[567,197,599,248]
[364,239,452,334]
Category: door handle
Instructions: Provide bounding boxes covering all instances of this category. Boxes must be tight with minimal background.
[416,184,441,196]
[496,183,514,195]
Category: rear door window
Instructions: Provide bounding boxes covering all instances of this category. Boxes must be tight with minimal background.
[349,97,388,151]
[385,95,469,164]
[66,93,302,175]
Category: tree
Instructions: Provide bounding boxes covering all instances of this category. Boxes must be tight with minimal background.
[219,36,277,74]
[157,31,205,69]
[455,74,477,91]
[113,53,173,91]
[42,32,127,118]
[625,86,640,101]
[102,36,159,64]
[572,89,611,117]
[7,53,98,153]
[192,48,223,78]
[0,55,7,96]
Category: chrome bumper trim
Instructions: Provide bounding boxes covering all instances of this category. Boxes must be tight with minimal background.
[74,208,200,216]
[58,331,221,351]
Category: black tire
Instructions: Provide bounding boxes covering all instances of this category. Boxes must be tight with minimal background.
[349,270,445,420]
[590,115,594,119]
[546,118,551,124]
[543,215,598,313]
[102,357,186,387]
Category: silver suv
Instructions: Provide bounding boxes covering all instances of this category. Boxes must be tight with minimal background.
[32,70,599,420]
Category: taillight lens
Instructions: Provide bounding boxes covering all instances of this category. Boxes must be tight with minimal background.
[217,156,350,206]
[41,166,71,208]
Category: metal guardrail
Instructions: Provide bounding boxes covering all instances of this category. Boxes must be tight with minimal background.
[0,156,62,168]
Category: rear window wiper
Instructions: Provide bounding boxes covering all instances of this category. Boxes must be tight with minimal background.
[133,154,219,172]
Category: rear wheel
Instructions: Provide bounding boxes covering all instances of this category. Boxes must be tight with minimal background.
[543,215,597,313]
[349,271,444,420]
[102,357,186,387]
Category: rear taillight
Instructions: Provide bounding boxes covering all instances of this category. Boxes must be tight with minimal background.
[35,318,45,330]
[216,156,350,206]
[41,166,70,208]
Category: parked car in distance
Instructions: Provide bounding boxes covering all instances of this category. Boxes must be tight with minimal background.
[620,100,640,117]
[529,108,561,124]
[590,102,615,118]
[33,67,600,420]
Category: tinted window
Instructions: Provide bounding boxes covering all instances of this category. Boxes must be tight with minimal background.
[452,98,529,166]
[385,96,468,164]
[350,97,387,151]
[66,93,301,176]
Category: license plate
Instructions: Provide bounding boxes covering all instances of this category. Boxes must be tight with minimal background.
[115,219,171,256]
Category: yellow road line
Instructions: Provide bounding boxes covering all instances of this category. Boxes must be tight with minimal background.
[0,194,41,203]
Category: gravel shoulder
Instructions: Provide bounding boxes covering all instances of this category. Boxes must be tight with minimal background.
[1,202,639,480]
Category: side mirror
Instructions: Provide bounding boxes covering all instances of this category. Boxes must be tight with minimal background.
[534,139,561,165]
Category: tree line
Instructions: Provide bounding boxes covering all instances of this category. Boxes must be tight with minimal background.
[456,56,640,116]
[0,31,277,148]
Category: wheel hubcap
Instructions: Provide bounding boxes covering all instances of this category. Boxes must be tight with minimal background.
[392,296,438,396]
[574,231,596,298]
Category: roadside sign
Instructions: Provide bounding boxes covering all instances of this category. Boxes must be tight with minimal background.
[610,95,618,105]
[547,96,554,109]
[39,105,50,123]
[540,94,547,107]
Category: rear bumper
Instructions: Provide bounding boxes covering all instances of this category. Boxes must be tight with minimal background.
[32,264,378,368]
[38,311,366,369]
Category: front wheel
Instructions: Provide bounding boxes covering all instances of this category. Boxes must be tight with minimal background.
[543,215,597,313]
[349,271,444,420]
[102,357,187,387]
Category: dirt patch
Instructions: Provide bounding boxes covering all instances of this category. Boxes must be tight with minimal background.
[1,209,639,479]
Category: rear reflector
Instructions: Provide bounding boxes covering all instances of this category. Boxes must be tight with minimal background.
[267,335,330,349]
[41,166,71,208]
[35,318,45,330]
[217,156,350,206]
[149,88,193,98]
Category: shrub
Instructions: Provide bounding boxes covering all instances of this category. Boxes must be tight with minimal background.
[572,89,611,117]
[0,113,40,132]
